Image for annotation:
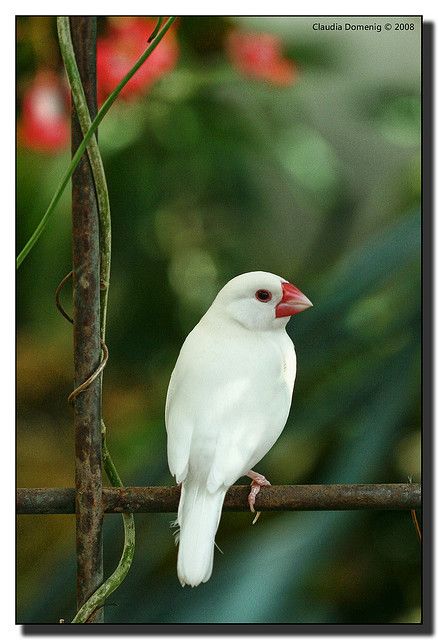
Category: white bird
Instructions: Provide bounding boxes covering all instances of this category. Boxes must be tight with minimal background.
[165,271,312,587]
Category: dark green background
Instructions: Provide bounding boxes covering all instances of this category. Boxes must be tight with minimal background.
[17,16,421,623]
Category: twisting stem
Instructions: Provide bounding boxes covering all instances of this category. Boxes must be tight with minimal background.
[408,476,422,543]
[71,424,136,624]
[17,15,176,269]
[57,16,137,624]
[148,17,163,42]
[57,16,111,335]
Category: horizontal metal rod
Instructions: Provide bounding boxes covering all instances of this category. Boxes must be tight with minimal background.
[17,483,420,514]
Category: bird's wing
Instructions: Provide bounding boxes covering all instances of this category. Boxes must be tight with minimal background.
[165,324,220,483]
[165,349,194,484]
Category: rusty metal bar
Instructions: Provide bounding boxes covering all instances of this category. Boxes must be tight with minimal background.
[70,16,103,623]
[16,484,421,514]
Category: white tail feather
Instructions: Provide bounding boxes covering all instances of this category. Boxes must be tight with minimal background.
[176,478,226,587]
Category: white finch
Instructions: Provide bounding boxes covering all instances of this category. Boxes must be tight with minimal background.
[165,271,312,587]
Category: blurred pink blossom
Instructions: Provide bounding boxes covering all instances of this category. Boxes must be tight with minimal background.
[97,18,179,103]
[226,30,297,86]
[18,70,69,153]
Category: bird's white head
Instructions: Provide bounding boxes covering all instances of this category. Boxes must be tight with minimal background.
[210,271,312,331]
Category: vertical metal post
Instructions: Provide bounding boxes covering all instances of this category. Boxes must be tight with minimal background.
[70,16,104,623]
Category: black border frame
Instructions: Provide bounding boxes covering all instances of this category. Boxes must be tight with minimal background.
[16,14,429,634]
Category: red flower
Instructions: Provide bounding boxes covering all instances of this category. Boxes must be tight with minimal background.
[18,70,69,153]
[97,18,179,102]
[226,31,297,86]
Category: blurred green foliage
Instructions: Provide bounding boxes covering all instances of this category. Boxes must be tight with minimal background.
[17,16,421,624]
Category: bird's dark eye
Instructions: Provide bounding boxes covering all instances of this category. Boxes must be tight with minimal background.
[255,289,272,302]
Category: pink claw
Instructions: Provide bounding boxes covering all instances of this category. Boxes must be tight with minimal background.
[246,471,271,524]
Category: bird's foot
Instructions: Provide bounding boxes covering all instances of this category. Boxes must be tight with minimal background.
[246,471,271,524]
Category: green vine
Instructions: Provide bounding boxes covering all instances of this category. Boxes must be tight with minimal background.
[148,17,163,42]
[55,16,172,623]
[56,16,111,334]
[70,423,136,624]
[17,15,176,269]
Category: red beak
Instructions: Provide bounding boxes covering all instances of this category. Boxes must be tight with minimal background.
[275,282,313,318]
